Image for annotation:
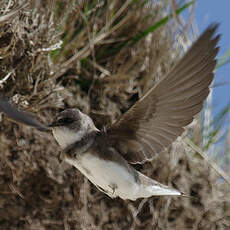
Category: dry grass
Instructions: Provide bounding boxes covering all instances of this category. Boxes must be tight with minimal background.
[0,0,229,229]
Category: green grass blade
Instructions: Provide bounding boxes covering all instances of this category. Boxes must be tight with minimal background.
[130,0,195,45]
[216,48,230,70]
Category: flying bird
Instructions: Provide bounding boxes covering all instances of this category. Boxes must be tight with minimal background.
[0,24,220,200]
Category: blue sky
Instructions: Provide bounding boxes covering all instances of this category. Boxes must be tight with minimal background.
[195,0,230,117]
[195,1,230,168]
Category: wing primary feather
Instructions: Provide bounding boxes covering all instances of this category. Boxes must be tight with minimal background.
[0,95,50,132]
[104,23,220,164]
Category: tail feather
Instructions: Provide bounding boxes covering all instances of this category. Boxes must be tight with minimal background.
[136,172,181,198]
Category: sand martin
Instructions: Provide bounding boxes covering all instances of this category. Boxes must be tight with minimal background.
[0,24,220,200]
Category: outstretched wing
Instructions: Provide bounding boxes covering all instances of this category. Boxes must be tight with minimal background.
[104,23,220,164]
[0,95,49,132]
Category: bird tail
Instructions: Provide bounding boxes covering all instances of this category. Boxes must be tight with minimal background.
[135,172,181,198]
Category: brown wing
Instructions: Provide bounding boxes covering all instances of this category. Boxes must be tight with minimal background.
[104,23,220,164]
[0,95,49,132]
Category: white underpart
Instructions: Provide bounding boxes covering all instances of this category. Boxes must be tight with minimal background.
[65,153,139,200]
[65,153,181,200]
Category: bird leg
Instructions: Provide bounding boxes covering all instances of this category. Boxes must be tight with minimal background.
[108,183,117,195]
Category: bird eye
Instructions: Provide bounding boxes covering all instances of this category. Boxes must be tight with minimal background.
[58,118,73,125]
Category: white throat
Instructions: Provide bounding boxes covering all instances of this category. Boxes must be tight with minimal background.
[52,127,85,149]
[52,113,98,149]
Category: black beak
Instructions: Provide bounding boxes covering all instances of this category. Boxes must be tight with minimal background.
[48,121,60,127]
[48,122,56,127]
